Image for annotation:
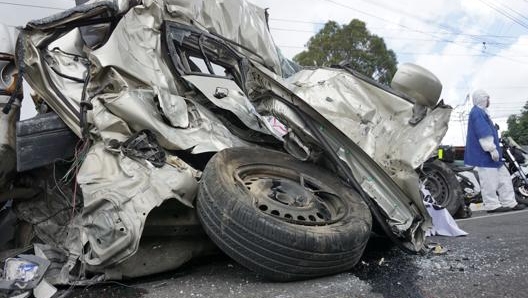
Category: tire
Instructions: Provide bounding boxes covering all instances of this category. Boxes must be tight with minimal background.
[420,160,464,216]
[453,204,472,219]
[513,177,528,205]
[515,193,528,205]
[196,147,372,281]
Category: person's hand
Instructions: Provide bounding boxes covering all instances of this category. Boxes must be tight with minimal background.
[490,149,500,161]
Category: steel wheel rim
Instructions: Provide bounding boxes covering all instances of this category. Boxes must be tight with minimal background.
[235,165,347,226]
[423,170,450,206]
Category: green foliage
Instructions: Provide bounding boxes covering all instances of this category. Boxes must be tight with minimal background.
[293,19,398,85]
[504,101,528,145]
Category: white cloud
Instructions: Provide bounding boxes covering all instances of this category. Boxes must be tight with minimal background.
[435,34,528,145]
[471,35,528,118]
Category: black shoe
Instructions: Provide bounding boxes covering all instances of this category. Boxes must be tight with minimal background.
[513,204,526,211]
[487,206,513,213]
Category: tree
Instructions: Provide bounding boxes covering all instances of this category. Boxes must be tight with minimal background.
[504,101,528,145]
[293,19,398,85]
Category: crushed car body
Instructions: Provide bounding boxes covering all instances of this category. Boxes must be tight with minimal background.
[0,0,451,287]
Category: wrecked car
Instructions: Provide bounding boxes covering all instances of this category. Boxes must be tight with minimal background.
[0,0,451,290]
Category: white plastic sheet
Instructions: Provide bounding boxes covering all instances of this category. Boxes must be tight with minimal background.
[421,186,467,237]
[425,207,468,237]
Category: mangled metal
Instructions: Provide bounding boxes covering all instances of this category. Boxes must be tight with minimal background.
[75,141,198,267]
[0,0,453,285]
[163,0,283,75]
[288,67,451,172]
[0,24,20,194]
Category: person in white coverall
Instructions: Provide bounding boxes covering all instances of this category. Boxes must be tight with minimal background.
[463,89,525,213]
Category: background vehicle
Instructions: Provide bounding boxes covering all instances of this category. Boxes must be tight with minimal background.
[502,137,528,205]
[418,152,467,218]
[420,140,528,217]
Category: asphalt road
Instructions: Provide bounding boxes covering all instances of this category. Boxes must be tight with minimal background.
[69,209,528,298]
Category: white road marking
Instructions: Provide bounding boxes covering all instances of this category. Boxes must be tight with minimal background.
[456,208,528,222]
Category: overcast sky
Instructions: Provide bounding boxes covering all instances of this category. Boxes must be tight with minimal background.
[1,0,527,145]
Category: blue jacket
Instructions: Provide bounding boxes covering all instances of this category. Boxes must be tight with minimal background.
[464,106,502,168]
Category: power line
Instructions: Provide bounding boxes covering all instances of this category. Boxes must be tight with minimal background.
[346,0,511,51]
[494,106,526,109]
[273,1,528,61]
[316,0,528,64]
[276,45,306,49]
[0,1,67,11]
[269,18,327,26]
[397,52,528,57]
[277,45,528,58]
[495,1,528,22]
[270,19,522,39]
[479,0,528,30]
[490,105,525,108]
[453,86,528,89]
[326,0,528,65]
[270,27,316,33]
[493,106,527,109]
[270,27,528,46]
[491,108,525,111]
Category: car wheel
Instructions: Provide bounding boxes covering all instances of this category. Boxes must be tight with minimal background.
[420,160,464,216]
[196,147,372,281]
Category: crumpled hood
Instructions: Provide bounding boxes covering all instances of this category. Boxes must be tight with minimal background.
[288,68,451,172]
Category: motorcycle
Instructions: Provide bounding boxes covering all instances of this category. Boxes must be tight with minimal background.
[502,137,528,205]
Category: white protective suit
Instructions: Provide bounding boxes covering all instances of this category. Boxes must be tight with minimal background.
[477,166,517,210]
[472,89,517,210]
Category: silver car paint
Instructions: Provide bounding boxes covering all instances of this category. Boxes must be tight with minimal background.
[2,0,451,278]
